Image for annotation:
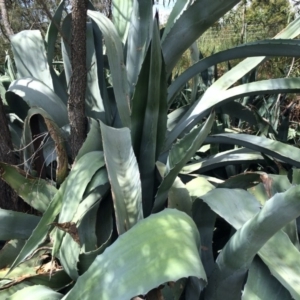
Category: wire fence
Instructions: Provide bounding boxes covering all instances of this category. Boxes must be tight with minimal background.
[198,24,282,53]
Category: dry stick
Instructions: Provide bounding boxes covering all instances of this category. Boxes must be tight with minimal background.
[0,0,14,36]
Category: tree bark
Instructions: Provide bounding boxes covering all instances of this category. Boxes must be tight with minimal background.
[68,0,88,160]
[0,0,14,36]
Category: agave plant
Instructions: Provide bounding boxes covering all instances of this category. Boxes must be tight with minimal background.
[1,0,300,299]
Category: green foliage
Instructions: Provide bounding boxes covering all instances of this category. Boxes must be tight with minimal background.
[1,0,300,299]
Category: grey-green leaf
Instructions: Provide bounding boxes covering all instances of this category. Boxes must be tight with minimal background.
[153,112,214,213]
[10,30,53,90]
[206,133,300,168]
[8,285,63,300]
[6,78,68,126]
[0,209,40,240]
[101,122,143,234]
[63,209,206,300]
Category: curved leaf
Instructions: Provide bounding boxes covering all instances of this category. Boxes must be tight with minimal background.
[45,0,69,104]
[168,40,300,104]
[101,122,143,234]
[0,209,40,240]
[10,30,53,90]
[181,148,264,174]
[205,185,300,300]
[6,78,68,127]
[202,188,300,299]
[88,10,131,128]
[8,285,63,300]
[22,107,68,185]
[162,0,240,73]
[0,163,57,212]
[131,18,167,216]
[153,112,214,213]
[126,0,153,96]
[63,209,206,300]
[112,0,133,43]
[45,0,65,65]
[52,151,105,264]
[206,133,300,168]
[204,17,300,99]
[242,257,292,300]
[167,78,300,147]
[8,182,66,274]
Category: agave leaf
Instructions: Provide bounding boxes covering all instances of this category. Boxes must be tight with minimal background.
[8,182,66,274]
[186,177,215,200]
[162,0,240,73]
[8,285,63,300]
[242,257,292,300]
[78,197,113,274]
[78,184,110,251]
[126,0,153,96]
[153,112,214,213]
[44,0,68,105]
[4,52,16,82]
[0,209,40,240]
[6,78,68,126]
[216,173,260,190]
[0,163,57,212]
[22,107,68,185]
[85,22,106,121]
[59,233,80,280]
[168,177,192,216]
[1,248,46,279]
[88,10,131,128]
[0,240,26,269]
[112,0,133,43]
[60,179,110,279]
[220,101,257,126]
[61,14,72,86]
[205,185,300,299]
[52,151,105,260]
[161,0,191,43]
[78,232,113,275]
[167,78,300,147]
[258,233,300,300]
[45,0,65,66]
[0,282,30,298]
[26,271,71,290]
[162,278,187,300]
[202,188,300,299]
[189,42,200,104]
[63,209,206,300]
[206,133,300,168]
[10,30,53,90]
[168,40,300,104]
[90,15,113,125]
[76,118,103,161]
[181,148,264,174]
[167,105,190,132]
[58,151,105,223]
[192,199,216,278]
[204,17,300,100]
[249,174,299,249]
[101,122,143,234]
[202,189,261,230]
[131,18,167,216]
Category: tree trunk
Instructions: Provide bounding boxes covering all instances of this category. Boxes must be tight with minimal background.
[68,0,88,160]
[0,0,14,36]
